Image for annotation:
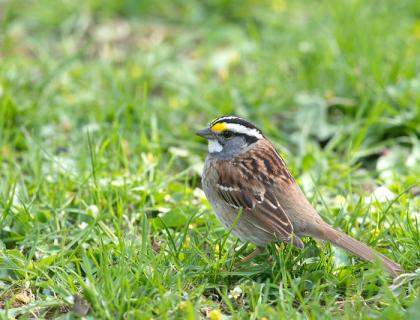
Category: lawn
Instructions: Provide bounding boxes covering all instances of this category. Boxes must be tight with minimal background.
[0,0,419,318]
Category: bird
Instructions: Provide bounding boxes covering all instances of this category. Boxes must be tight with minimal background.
[196,115,403,278]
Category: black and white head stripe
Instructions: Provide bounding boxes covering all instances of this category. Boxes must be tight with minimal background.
[210,116,264,139]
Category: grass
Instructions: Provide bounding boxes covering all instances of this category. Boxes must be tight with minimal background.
[0,0,419,318]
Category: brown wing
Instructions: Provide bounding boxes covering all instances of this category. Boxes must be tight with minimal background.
[215,140,304,248]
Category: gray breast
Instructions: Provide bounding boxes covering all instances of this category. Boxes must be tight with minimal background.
[201,157,275,247]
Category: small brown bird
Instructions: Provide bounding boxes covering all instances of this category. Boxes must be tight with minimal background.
[197,116,403,278]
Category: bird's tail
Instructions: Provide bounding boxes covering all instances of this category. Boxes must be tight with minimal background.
[320,226,403,278]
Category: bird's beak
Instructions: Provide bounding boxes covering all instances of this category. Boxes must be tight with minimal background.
[196,128,214,140]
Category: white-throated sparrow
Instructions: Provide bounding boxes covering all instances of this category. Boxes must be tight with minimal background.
[197,116,403,277]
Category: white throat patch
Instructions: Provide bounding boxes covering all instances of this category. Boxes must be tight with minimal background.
[208,139,223,153]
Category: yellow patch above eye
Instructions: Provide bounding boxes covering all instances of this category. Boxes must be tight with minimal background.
[211,122,228,133]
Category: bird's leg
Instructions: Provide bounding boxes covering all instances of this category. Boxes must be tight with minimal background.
[314,238,326,249]
[241,247,264,263]
[268,244,283,262]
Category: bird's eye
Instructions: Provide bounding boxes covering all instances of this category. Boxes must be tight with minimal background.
[222,131,234,139]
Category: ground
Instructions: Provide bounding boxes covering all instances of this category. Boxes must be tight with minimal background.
[0,0,419,319]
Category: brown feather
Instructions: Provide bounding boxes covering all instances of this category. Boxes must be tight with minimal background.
[320,226,404,278]
[213,139,304,248]
[201,126,403,277]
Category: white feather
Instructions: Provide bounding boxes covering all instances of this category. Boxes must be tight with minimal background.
[217,184,239,192]
[226,123,263,139]
[208,139,223,153]
[214,116,239,123]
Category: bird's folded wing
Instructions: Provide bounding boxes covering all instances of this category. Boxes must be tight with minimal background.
[215,161,303,248]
